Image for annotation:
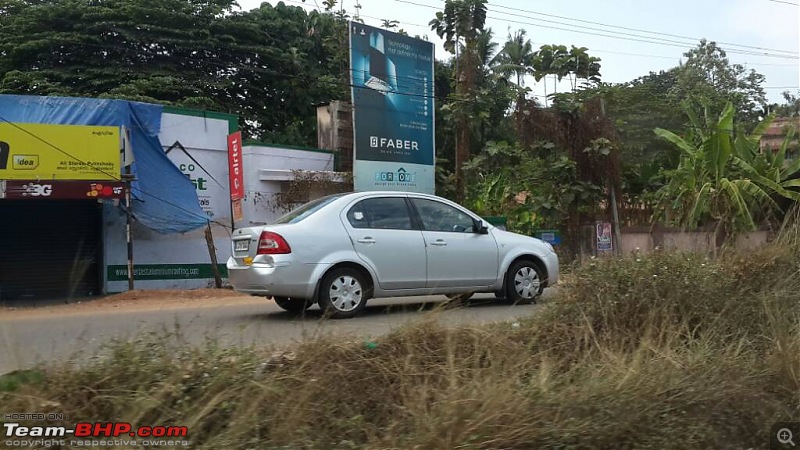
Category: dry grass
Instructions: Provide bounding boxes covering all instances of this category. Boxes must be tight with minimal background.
[3,232,800,449]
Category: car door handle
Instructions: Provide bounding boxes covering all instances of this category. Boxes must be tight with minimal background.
[357,237,376,244]
[430,240,447,246]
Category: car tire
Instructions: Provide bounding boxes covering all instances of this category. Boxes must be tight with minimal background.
[273,296,312,313]
[445,292,474,302]
[505,260,545,305]
[317,268,369,319]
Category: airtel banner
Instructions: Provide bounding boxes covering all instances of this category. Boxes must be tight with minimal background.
[227,131,244,201]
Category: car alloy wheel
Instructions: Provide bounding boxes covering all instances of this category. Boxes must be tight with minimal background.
[505,260,545,305]
[514,266,541,300]
[329,275,363,312]
[318,267,369,319]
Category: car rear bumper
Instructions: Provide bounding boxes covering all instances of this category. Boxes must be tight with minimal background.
[226,257,320,299]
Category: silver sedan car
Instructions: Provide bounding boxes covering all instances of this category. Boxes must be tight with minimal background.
[227,191,558,318]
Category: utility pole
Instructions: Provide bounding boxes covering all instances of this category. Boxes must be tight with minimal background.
[600,99,623,256]
[120,126,136,290]
[123,169,135,291]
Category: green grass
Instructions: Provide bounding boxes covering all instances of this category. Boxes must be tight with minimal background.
[0,369,43,392]
[2,230,800,449]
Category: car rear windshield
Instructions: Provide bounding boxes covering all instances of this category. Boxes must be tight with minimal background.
[271,194,345,224]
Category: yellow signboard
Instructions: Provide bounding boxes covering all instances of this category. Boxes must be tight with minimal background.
[0,123,120,180]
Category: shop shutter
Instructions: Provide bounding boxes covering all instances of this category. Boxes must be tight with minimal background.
[0,200,102,302]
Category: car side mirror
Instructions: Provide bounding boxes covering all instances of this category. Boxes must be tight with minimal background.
[473,220,489,235]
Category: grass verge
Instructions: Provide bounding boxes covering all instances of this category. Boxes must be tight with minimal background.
[2,234,800,449]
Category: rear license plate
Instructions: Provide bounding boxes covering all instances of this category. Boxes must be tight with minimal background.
[235,240,249,252]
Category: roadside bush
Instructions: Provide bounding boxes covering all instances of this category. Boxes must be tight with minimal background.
[541,249,799,353]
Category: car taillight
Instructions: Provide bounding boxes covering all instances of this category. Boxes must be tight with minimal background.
[257,231,292,254]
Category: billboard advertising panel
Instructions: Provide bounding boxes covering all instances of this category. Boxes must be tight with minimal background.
[0,180,125,199]
[0,123,120,180]
[349,22,435,194]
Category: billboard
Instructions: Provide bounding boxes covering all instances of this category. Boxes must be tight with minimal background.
[349,22,435,194]
[0,123,120,180]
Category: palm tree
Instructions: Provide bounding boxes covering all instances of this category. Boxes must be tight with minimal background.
[430,0,488,202]
[566,46,602,91]
[494,29,534,87]
[474,28,499,70]
[494,29,534,136]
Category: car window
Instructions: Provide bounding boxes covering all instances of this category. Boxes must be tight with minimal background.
[411,198,475,233]
[272,194,344,224]
[347,197,413,230]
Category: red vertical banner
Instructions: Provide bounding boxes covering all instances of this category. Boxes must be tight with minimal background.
[227,131,244,201]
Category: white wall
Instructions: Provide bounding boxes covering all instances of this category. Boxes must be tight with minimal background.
[104,117,340,293]
[241,145,336,226]
[105,112,233,292]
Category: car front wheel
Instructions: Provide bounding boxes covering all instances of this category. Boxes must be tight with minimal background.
[317,268,369,319]
[505,260,545,305]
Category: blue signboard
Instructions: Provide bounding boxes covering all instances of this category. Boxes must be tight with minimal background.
[535,229,562,245]
[349,22,435,194]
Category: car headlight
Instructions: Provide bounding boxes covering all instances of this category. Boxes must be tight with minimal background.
[544,241,555,253]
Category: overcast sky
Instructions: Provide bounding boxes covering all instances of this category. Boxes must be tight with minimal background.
[237,0,800,103]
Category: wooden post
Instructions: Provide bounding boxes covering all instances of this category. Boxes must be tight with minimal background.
[611,187,623,257]
[204,222,223,288]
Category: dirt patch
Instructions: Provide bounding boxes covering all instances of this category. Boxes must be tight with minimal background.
[0,288,258,318]
[101,288,250,302]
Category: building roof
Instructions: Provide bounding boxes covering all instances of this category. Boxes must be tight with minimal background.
[760,117,800,152]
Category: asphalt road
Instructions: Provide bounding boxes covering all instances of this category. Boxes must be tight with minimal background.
[0,291,552,374]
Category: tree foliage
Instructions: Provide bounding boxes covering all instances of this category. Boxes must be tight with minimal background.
[671,39,767,128]
[463,141,604,237]
[429,0,488,201]
[770,91,800,117]
[0,0,348,145]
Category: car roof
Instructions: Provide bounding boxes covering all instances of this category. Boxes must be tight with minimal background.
[338,191,443,201]
[331,191,478,216]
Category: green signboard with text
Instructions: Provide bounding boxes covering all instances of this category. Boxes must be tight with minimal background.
[107,264,228,281]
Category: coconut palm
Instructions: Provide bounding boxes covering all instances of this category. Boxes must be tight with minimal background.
[494,29,535,87]
[494,29,535,133]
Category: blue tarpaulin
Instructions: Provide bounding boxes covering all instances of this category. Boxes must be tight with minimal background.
[0,94,207,233]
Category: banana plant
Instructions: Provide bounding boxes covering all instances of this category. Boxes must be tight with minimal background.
[654,102,777,236]
[732,116,800,204]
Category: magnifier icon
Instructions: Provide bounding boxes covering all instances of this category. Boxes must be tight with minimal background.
[778,428,796,446]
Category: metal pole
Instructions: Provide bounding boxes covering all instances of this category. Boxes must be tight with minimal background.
[124,169,134,291]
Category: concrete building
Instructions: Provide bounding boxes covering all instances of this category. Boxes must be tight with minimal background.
[0,95,344,302]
